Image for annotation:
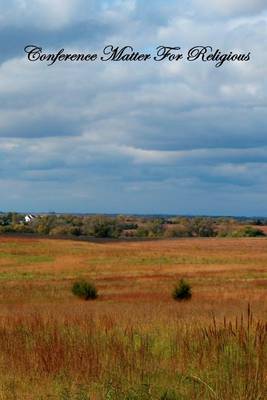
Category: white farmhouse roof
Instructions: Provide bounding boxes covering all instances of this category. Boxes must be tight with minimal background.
[24,214,36,223]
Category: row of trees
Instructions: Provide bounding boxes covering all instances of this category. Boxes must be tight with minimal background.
[0,214,136,238]
[0,213,265,239]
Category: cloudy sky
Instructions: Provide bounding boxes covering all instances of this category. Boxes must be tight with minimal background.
[0,0,266,215]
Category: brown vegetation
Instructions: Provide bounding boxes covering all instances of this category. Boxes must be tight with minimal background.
[0,236,266,399]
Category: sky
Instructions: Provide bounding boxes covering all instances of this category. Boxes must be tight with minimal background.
[0,0,267,216]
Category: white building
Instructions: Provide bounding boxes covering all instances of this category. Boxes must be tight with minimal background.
[24,214,36,223]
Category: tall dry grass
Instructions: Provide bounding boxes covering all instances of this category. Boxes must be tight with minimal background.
[0,304,266,399]
[0,237,266,398]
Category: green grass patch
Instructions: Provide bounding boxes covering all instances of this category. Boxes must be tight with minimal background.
[0,271,55,281]
[0,253,54,266]
[86,254,263,267]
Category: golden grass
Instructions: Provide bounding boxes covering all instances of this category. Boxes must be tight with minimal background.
[0,236,266,399]
[0,237,266,317]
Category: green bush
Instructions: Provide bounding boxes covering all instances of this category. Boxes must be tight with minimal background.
[172,279,192,301]
[232,226,265,237]
[72,280,98,300]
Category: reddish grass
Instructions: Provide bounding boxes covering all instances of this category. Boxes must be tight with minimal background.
[0,236,266,398]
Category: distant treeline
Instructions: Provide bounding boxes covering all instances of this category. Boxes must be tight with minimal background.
[0,213,266,239]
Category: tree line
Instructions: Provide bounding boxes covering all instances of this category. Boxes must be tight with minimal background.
[0,213,265,239]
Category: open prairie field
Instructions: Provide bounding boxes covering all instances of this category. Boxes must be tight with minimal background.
[0,236,266,399]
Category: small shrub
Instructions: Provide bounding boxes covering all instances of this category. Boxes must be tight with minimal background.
[232,226,265,238]
[172,279,192,301]
[72,280,98,300]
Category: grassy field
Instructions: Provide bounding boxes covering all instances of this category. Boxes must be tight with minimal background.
[0,236,266,399]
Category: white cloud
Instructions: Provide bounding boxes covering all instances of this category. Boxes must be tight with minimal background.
[195,0,267,16]
[0,0,267,213]
[0,0,90,29]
